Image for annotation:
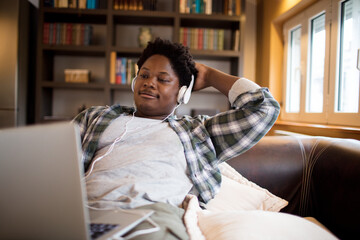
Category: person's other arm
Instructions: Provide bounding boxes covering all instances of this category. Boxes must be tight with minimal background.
[194,63,280,162]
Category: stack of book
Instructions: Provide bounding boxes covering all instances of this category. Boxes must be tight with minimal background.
[113,0,157,11]
[43,23,93,46]
[179,0,241,16]
[179,28,225,51]
[110,52,139,85]
[44,0,105,9]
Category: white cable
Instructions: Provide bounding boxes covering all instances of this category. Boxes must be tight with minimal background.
[120,217,160,240]
[84,103,180,179]
[84,110,137,179]
[87,204,160,240]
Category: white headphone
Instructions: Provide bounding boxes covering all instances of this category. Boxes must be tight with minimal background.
[131,75,194,104]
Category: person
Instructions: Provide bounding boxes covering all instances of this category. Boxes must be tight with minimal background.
[73,38,280,239]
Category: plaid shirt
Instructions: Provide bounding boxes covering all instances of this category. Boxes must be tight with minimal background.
[73,88,279,203]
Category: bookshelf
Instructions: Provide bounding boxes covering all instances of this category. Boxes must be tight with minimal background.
[35,0,245,122]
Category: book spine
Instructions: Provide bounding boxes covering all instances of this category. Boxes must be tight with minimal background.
[115,56,122,84]
[43,23,50,44]
[179,0,185,13]
[121,58,127,84]
[79,0,87,9]
[179,27,184,46]
[203,28,208,50]
[218,29,224,50]
[80,24,85,46]
[72,24,77,45]
[205,0,211,15]
[49,23,53,45]
[52,23,57,45]
[110,51,116,84]
[183,27,188,46]
[208,28,214,50]
[127,59,132,85]
[75,24,81,45]
[65,23,72,45]
[213,29,218,50]
[236,0,241,16]
[86,0,92,9]
[195,0,200,13]
[198,28,203,50]
[59,0,68,8]
[233,29,239,51]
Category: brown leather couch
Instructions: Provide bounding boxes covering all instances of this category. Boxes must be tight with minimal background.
[227,136,360,240]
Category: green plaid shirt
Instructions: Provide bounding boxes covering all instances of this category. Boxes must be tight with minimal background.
[73,88,279,203]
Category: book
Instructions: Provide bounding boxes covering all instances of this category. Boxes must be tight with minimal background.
[65,23,72,45]
[110,51,116,84]
[127,58,133,85]
[79,0,87,9]
[218,29,224,50]
[121,58,126,84]
[115,57,122,84]
[58,0,68,8]
[69,0,77,8]
[43,23,50,44]
[179,0,185,13]
[232,29,240,51]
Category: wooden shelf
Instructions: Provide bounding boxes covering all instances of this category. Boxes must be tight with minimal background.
[35,0,243,122]
[42,81,105,90]
[43,45,106,56]
[110,84,132,90]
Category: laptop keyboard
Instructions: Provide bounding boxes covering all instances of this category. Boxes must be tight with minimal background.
[90,223,119,239]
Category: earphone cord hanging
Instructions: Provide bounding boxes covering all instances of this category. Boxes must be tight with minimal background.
[83,103,181,179]
[83,109,137,179]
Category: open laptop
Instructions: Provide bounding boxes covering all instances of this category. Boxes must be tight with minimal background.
[0,122,154,240]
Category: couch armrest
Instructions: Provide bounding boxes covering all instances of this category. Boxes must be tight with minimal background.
[226,136,360,240]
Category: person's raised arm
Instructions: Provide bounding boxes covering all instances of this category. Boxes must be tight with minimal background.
[193,63,260,99]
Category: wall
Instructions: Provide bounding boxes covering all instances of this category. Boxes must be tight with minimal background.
[255,0,317,102]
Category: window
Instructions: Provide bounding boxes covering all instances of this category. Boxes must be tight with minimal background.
[336,0,360,113]
[283,0,360,127]
[286,26,302,113]
[307,13,325,113]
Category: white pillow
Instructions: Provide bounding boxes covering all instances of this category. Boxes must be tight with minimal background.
[198,210,338,240]
[205,162,288,212]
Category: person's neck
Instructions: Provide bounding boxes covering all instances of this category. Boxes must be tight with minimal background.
[134,112,170,120]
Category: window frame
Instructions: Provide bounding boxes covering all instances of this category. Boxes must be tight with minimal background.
[328,0,360,126]
[282,0,360,127]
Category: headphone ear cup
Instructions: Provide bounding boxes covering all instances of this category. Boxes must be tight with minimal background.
[182,86,192,104]
[131,77,136,92]
[177,86,187,104]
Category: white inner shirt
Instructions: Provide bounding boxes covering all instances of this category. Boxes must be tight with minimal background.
[85,115,193,209]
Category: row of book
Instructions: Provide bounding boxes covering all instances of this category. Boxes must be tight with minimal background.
[43,23,93,46]
[179,0,241,16]
[179,28,226,51]
[113,0,157,11]
[44,0,105,9]
[110,52,139,85]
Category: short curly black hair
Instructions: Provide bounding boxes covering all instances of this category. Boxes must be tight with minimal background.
[137,38,198,88]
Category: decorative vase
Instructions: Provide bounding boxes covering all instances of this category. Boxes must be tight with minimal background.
[138,27,152,48]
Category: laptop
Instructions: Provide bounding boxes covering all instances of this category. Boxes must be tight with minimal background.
[0,122,154,240]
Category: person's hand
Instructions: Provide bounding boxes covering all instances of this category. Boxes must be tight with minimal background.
[193,62,239,96]
[193,62,210,91]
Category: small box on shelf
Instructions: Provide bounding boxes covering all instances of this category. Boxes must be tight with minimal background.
[64,69,90,83]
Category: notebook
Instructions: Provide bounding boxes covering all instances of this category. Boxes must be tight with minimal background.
[0,122,154,240]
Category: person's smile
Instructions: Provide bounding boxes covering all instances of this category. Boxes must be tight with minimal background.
[139,90,159,99]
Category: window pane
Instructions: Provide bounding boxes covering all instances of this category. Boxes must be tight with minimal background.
[307,13,325,113]
[337,0,360,113]
[286,26,302,113]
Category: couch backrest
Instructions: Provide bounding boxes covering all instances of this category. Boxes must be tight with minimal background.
[227,135,360,240]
